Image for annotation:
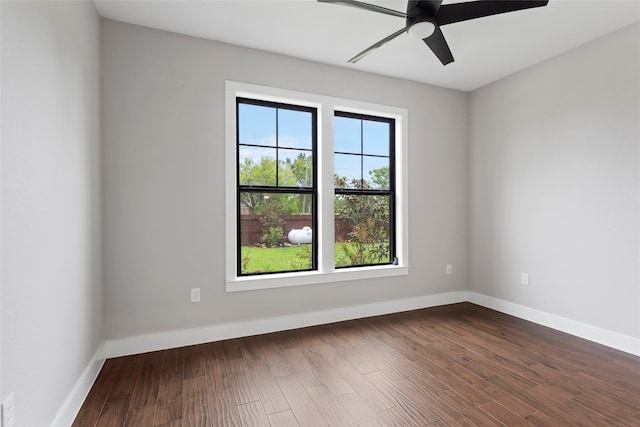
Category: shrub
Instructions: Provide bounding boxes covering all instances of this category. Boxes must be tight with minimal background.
[289,245,312,270]
[262,226,284,248]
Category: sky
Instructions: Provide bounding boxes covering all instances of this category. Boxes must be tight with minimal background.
[238,102,391,188]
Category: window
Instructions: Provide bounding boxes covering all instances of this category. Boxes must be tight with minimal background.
[226,81,408,292]
[334,112,395,268]
[237,98,317,275]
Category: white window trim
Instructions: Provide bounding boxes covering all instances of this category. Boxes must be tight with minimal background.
[225,81,409,292]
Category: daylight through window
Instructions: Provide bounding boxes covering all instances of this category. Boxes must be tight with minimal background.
[334,112,395,268]
[237,98,317,276]
[226,81,408,291]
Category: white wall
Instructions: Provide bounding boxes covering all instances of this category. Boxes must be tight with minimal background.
[101,19,469,341]
[469,23,640,340]
[1,1,103,425]
[0,4,637,424]
[2,8,638,425]
[0,0,3,405]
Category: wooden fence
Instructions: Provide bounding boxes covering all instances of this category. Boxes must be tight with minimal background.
[240,215,350,246]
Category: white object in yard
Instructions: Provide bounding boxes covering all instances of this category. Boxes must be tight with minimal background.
[288,226,312,244]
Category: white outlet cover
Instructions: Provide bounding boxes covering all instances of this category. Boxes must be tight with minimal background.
[2,393,16,427]
[190,288,201,302]
[521,273,529,286]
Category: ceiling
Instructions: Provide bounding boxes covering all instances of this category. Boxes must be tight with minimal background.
[94,0,640,92]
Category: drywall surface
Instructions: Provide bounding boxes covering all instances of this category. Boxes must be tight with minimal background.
[0,0,3,405]
[1,1,102,425]
[101,19,468,340]
[469,23,640,339]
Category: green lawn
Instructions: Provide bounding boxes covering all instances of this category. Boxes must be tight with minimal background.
[241,242,390,274]
[241,245,311,274]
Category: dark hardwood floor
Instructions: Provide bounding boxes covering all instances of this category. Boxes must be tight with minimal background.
[73,303,640,426]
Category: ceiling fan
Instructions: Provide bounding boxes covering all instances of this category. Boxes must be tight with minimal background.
[319,0,549,65]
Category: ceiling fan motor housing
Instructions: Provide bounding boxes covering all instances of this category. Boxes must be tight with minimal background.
[407,0,440,17]
[321,0,549,66]
[406,18,437,39]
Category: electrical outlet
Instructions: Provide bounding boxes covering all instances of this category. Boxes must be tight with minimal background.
[2,393,16,427]
[521,273,529,286]
[190,288,200,303]
[446,264,452,275]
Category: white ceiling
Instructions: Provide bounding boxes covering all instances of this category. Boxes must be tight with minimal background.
[94,0,640,92]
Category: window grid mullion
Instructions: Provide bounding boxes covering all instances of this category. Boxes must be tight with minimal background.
[275,108,279,187]
[236,98,317,276]
[333,111,395,269]
[360,119,364,190]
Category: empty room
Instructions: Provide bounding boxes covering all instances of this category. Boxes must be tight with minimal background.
[1,0,639,426]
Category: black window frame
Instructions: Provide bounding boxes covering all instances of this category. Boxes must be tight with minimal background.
[236,97,318,276]
[334,110,396,268]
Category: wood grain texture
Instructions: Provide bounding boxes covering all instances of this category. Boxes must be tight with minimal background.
[182,377,210,427]
[72,359,121,427]
[73,303,640,426]
[267,410,299,427]
[94,394,131,427]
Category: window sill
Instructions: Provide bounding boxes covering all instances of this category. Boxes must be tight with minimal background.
[226,265,409,293]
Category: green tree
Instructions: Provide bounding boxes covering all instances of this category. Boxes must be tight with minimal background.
[335,171,390,266]
[283,153,313,214]
[260,195,285,247]
[287,152,313,187]
[240,155,313,215]
[239,156,276,186]
[239,156,274,214]
[369,166,389,190]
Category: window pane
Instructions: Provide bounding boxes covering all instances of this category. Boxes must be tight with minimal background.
[238,147,276,186]
[240,191,314,274]
[279,149,313,188]
[278,109,313,149]
[334,153,361,189]
[334,194,391,267]
[334,116,361,154]
[363,156,389,190]
[239,103,276,146]
[363,120,389,156]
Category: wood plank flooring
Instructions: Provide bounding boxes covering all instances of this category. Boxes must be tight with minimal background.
[73,303,640,426]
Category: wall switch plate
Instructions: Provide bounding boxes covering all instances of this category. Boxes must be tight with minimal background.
[446,264,452,275]
[521,273,529,286]
[190,288,201,303]
[2,393,16,427]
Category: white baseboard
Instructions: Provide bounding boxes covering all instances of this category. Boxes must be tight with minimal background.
[468,292,640,357]
[104,291,640,358]
[51,343,106,427]
[104,291,468,358]
[59,290,639,426]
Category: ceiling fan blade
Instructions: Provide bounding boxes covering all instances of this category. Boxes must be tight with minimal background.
[407,1,443,18]
[423,26,454,65]
[436,1,548,26]
[348,27,408,63]
[318,0,406,18]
